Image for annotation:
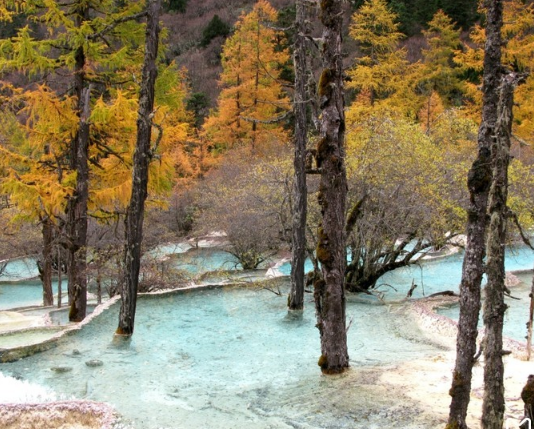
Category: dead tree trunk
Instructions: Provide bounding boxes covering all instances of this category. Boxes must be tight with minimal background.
[66,3,90,322]
[57,246,62,309]
[314,0,349,374]
[116,0,161,336]
[288,0,309,311]
[527,272,534,361]
[68,84,90,322]
[39,216,54,306]
[447,1,503,427]
[521,375,534,427]
[482,73,521,429]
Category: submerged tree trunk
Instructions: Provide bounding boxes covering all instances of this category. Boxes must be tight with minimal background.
[57,246,62,309]
[39,216,54,306]
[482,73,520,429]
[447,1,503,427]
[314,0,349,374]
[527,271,534,361]
[116,0,161,336]
[66,4,90,322]
[289,0,309,311]
[68,84,91,322]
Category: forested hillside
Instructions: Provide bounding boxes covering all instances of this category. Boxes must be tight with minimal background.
[164,0,483,117]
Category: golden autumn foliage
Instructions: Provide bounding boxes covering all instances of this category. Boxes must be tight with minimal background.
[0,2,198,224]
[347,0,416,119]
[418,9,464,107]
[202,0,291,154]
[453,0,534,139]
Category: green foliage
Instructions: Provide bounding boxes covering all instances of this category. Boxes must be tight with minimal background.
[0,11,26,38]
[200,14,231,48]
[350,0,478,35]
[186,92,210,128]
[418,10,464,107]
[166,0,188,13]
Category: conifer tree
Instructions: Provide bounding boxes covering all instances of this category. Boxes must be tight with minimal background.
[0,0,147,320]
[202,0,290,154]
[347,0,415,118]
[419,10,464,107]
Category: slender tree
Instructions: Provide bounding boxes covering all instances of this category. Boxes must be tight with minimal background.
[347,0,413,117]
[288,0,310,311]
[419,9,463,107]
[0,0,147,321]
[447,1,504,427]
[202,0,290,154]
[482,72,523,429]
[314,0,349,374]
[116,0,161,336]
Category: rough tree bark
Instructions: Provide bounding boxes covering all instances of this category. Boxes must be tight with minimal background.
[39,216,54,306]
[57,246,62,309]
[288,0,309,311]
[116,0,161,336]
[447,0,503,427]
[521,375,534,427]
[527,273,534,361]
[66,2,90,322]
[67,84,90,322]
[314,0,349,374]
[482,73,521,429]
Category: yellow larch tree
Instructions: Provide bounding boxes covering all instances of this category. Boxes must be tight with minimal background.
[202,0,291,155]
[418,9,464,108]
[347,0,416,120]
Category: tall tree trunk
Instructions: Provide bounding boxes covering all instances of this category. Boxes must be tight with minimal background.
[68,84,90,322]
[39,216,54,306]
[482,73,520,429]
[314,0,349,374]
[57,246,62,309]
[66,3,90,322]
[116,0,161,336]
[447,1,503,427]
[288,0,309,311]
[527,271,534,361]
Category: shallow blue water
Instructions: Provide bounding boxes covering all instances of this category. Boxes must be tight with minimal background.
[1,284,441,428]
[0,280,61,310]
[167,247,240,274]
[438,271,533,342]
[0,258,39,282]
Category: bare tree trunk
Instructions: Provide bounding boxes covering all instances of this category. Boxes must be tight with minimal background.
[57,246,62,309]
[521,375,534,427]
[314,0,349,375]
[39,217,54,306]
[527,272,534,361]
[289,0,309,311]
[447,1,503,427]
[116,0,161,336]
[66,3,90,322]
[68,84,90,322]
[482,73,520,429]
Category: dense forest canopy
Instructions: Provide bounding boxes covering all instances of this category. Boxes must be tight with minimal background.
[0,0,533,297]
